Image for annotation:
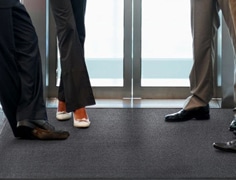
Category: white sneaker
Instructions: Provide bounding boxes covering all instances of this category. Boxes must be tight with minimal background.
[73,115,90,128]
[56,111,72,121]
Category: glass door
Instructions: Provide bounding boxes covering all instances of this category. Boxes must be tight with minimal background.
[133,0,193,99]
[48,0,133,99]
[47,0,196,101]
[84,0,132,99]
[17,0,226,107]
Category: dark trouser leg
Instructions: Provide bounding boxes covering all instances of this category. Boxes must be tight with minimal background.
[0,3,47,137]
[0,8,20,136]
[12,3,47,122]
[50,0,95,112]
[58,0,87,104]
[70,0,87,48]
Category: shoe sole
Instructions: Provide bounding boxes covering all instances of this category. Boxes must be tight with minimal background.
[73,121,90,128]
[229,127,236,131]
[165,114,210,122]
[213,145,236,153]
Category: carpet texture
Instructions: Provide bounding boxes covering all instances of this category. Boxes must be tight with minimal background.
[1,108,236,180]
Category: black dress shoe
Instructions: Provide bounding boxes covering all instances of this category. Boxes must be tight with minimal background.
[229,119,236,131]
[165,104,210,122]
[17,120,70,140]
[213,140,236,152]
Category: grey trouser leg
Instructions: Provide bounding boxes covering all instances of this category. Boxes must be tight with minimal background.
[185,0,236,110]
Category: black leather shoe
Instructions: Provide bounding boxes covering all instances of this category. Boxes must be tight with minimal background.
[17,120,70,140]
[213,140,236,152]
[165,104,210,122]
[229,119,236,131]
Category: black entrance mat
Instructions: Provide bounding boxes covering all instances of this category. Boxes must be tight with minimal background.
[1,108,236,180]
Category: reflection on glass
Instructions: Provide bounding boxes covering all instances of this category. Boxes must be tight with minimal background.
[141,0,193,87]
[85,0,124,87]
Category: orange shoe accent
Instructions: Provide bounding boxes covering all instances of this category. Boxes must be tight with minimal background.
[73,107,90,127]
[56,100,71,120]
[58,101,67,112]
[73,107,88,120]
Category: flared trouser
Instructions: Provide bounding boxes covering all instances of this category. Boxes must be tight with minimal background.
[0,2,47,136]
[50,0,95,112]
[184,0,236,110]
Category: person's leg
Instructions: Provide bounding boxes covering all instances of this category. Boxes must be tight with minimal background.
[185,0,219,110]
[218,0,236,131]
[0,2,47,135]
[56,78,72,121]
[0,2,69,139]
[165,0,218,121]
[0,7,20,137]
[50,0,95,127]
[50,0,95,111]
[57,0,87,118]
[70,0,87,48]
[12,3,47,122]
[70,0,92,125]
